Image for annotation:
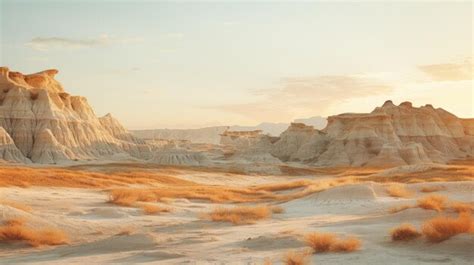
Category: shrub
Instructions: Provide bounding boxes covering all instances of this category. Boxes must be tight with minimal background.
[421,213,472,242]
[386,184,412,198]
[420,186,446,193]
[206,205,271,225]
[417,195,447,212]
[305,232,337,253]
[449,201,472,214]
[0,218,68,247]
[141,204,170,215]
[389,204,413,214]
[283,251,309,265]
[330,237,361,252]
[271,206,285,214]
[390,224,421,241]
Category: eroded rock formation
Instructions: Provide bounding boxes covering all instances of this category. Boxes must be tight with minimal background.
[0,67,151,164]
[224,101,474,167]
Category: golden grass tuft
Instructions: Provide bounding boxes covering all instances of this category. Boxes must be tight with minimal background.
[417,195,447,212]
[449,201,473,214]
[271,206,285,214]
[206,205,271,225]
[389,204,414,214]
[420,185,446,193]
[116,227,134,236]
[390,224,421,241]
[283,251,309,265]
[305,232,362,253]
[140,204,170,215]
[386,184,412,198]
[330,237,361,252]
[0,218,68,247]
[421,213,472,242]
[305,232,337,253]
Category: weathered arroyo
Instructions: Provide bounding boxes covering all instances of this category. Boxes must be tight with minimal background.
[0,67,151,164]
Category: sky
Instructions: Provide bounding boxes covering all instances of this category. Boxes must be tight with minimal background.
[0,0,472,129]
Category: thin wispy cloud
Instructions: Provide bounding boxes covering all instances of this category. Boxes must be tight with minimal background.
[418,58,473,81]
[26,34,144,51]
[212,74,392,122]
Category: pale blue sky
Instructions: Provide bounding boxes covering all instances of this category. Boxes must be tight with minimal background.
[1,1,472,129]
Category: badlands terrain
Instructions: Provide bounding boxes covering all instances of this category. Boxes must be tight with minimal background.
[0,68,473,264]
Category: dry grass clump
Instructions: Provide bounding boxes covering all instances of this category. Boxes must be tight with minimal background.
[305,232,337,252]
[0,218,68,247]
[330,237,361,252]
[449,201,473,214]
[420,185,446,193]
[421,213,472,243]
[283,251,310,265]
[0,200,32,212]
[116,227,134,236]
[304,232,361,253]
[140,204,170,215]
[271,206,285,214]
[389,204,414,214]
[390,224,421,241]
[417,195,447,212]
[0,166,192,188]
[255,180,311,192]
[206,205,272,225]
[386,184,412,198]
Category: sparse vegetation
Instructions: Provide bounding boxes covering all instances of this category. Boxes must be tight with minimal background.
[116,227,134,236]
[389,204,414,214]
[271,206,285,214]
[420,185,446,193]
[283,251,309,265]
[390,224,421,241]
[0,218,68,247]
[305,232,337,252]
[330,237,361,252]
[449,201,473,214]
[422,213,472,242]
[386,184,412,198]
[140,203,170,215]
[417,195,447,212]
[304,232,361,253]
[206,205,272,225]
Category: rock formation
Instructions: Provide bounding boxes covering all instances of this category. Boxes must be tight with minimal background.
[132,126,229,145]
[224,101,474,167]
[148,143,209,166]
[0,67,151,164]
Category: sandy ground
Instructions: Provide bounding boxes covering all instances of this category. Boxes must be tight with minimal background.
[0,165,473,264]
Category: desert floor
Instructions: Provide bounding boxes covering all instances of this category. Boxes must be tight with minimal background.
[0,161,473,264]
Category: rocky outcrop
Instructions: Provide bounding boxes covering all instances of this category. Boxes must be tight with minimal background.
[0,67,151,164]
[0,127,30,163]
[148,144,209,166]
[132,126,229,145]
[229,101,474,167]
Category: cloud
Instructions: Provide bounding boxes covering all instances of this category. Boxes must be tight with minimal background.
[212,74,392,122]
[418,58,473,81]
[26,34,143,51]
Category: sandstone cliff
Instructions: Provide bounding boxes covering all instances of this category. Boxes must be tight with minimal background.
[0,67,151,164]
[224,101,474,167]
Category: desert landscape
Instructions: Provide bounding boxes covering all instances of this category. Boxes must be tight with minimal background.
[0,66,472,264]
[0,1,472,264]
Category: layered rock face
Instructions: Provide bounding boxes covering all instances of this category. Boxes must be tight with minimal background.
[229,101,474,167]
[0,67,151,164]
[132,126,229,145]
